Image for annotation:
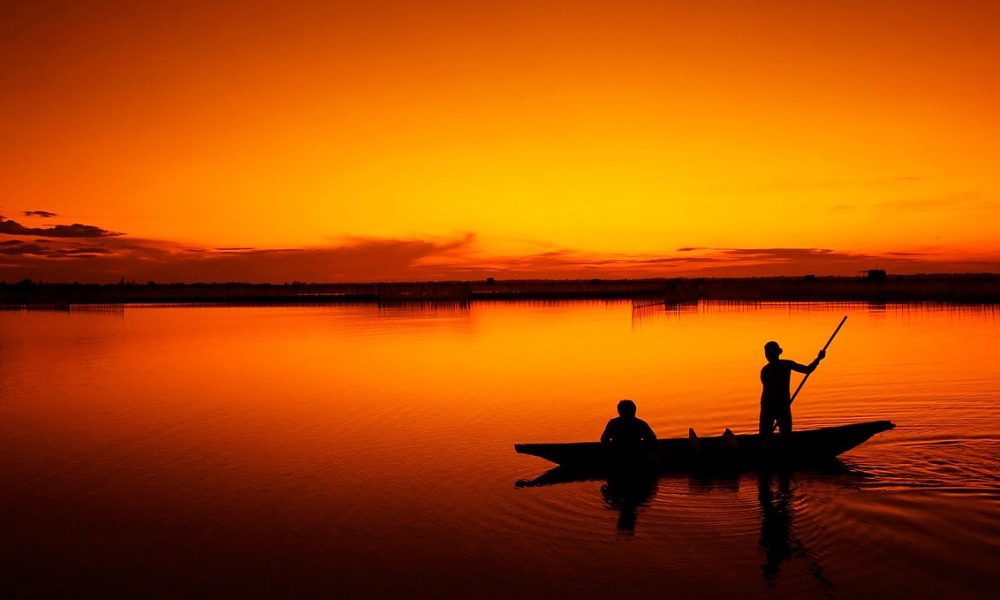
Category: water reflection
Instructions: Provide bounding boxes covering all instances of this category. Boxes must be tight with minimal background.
[516,467,659,532]
[757,471,832,589]
[600,471,659,532]
[517,465,854,586]
[2,302,998,597]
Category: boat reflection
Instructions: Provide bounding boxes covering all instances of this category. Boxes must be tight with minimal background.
[515,466,658,532]
[514,466,602,488]
[514,467,662,532]
[517,464,861,585]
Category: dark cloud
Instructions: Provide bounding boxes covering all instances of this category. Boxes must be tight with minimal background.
[0,215,121,238]
[660,246,927,277]
[719,248,836,258]
[23,210,58,218]
[486,246,999,278]
[0,241,48,255]
[0,239,115,257]
[675,247,843,261]
[1,233,997,283]
[50,247,115,258]
[0,233,480,283]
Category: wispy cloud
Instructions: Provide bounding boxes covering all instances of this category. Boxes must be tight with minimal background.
[653,246,1000,277]
[876,192,999,212]
[405,245,1000,279]
[720,175,922,197]
[23,210,58,218]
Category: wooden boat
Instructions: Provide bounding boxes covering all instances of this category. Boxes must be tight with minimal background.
[514,420,895,472]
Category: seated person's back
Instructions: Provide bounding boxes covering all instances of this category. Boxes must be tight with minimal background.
[601,399,657,453]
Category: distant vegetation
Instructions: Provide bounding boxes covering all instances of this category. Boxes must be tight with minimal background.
[2,273,999,307]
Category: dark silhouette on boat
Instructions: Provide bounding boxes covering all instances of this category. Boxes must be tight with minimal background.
[760,342,825,436]
[599,399,663,469]
[515,420,895,472]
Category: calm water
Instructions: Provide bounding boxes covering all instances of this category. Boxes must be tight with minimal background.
[1,302,998,598]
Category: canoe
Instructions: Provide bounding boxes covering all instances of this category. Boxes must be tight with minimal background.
[515,420,895,471]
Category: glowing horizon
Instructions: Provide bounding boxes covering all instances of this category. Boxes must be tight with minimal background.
[2,1,999,282]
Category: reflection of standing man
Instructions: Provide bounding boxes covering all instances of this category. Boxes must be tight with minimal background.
[757,473,833,588]
[757,472,792,584]
[759,342,824,436]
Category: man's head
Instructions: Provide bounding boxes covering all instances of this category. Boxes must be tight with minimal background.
[617,399,637,417]
[764,341,782,361]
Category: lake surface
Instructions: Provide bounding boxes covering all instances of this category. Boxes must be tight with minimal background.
[1,301,998,598]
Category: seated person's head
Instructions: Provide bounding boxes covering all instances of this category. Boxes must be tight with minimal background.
[617,399,637,418]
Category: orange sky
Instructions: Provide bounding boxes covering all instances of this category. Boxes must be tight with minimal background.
[2,0,999,282]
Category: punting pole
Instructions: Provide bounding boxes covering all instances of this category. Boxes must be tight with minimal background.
[789,315,848,405]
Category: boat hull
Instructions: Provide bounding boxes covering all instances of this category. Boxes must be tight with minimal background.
[514,420,895,472]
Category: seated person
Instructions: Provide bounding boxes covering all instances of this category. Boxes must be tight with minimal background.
[601,399,660,461]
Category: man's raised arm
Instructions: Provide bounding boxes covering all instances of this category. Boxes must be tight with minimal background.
[791,350,826,374]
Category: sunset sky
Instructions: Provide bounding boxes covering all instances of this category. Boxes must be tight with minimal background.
[2,0,999,282]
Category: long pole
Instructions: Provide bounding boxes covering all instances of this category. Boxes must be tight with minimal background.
[789,315,848,405]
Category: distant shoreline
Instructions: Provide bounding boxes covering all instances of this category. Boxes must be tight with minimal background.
[3,273,1000,306]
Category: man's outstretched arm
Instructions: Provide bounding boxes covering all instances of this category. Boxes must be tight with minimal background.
[790,350,826,373]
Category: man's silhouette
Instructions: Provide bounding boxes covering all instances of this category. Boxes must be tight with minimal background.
[760,342,825,436]
[601,399,659,462]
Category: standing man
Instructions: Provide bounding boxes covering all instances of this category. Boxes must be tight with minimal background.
[760,342,825,437]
